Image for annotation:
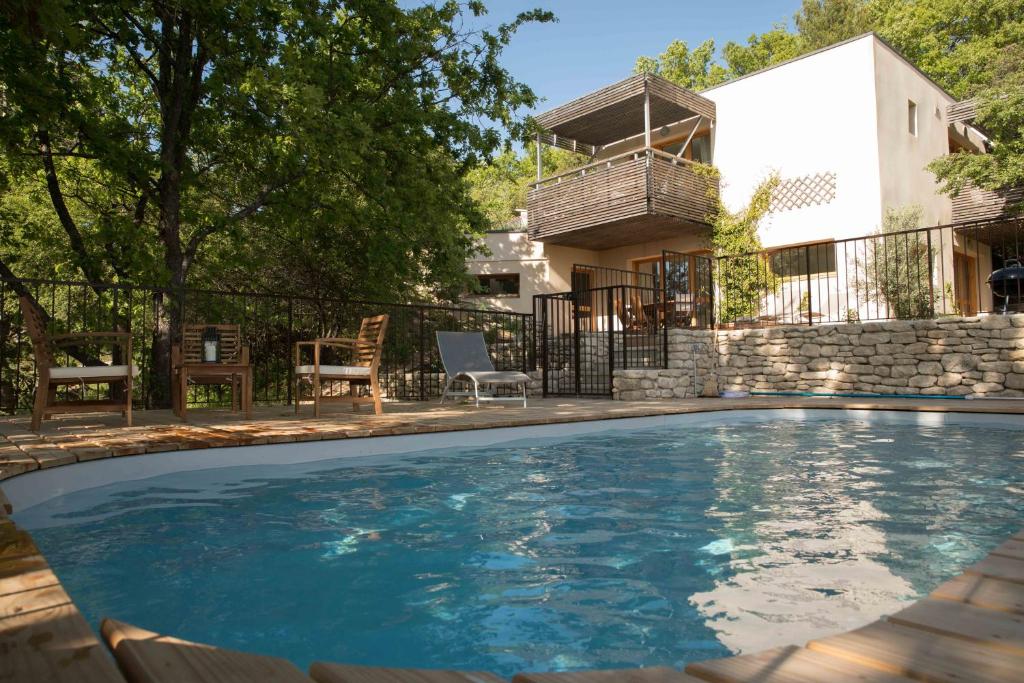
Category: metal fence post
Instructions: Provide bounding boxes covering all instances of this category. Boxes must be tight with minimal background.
[286,297,293,405]
[661,251,669,367]
[539,296,549,397]
[805,247,813,326]
[572,291,581,396]
[607,287,615,395]
[926,229,935,317]
[418,307,426,401]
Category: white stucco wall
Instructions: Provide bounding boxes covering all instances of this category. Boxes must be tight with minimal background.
[462,232,597,314]
[871,39,955,226]
[703,34,885,248]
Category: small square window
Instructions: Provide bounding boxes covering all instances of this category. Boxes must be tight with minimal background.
[908,100,918,136]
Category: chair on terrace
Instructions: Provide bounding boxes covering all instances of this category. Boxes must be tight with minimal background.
[437,331,529,407]
[20,296,138,431]
[294,314,389,417]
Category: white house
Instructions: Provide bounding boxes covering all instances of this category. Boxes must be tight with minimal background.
[463,33,1000,321]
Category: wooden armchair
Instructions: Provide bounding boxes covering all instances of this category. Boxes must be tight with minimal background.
[171,324,252,422]
[19,296,136,431]
[294,314,389,417]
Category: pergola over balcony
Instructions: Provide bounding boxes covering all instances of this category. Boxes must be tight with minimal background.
[527,74,718,250]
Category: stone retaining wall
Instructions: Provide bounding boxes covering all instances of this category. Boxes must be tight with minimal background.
[613,315,1024,400]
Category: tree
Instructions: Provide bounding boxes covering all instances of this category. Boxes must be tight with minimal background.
[795,0,871,50]
[465,143,587,231]
[861,205,935,319]
[0,0,552,403]
[722,27,803,77]
[635,39,729,90]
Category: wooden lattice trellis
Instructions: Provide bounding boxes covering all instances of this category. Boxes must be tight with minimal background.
[770,172,837,212]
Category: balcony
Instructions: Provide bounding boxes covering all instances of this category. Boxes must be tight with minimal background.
[527,148,717,249]
[527,73,717,250]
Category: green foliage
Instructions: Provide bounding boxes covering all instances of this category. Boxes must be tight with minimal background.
[721,27,803,77]
[694,164,780,322]
[0,0,553,303]
[639,1,1024,212]
[464,143,587,232]
[927,44,1024,206]
[863,205,935,319]
[795,0,871,50]
[635,39,730,90]
[636,1,870,89]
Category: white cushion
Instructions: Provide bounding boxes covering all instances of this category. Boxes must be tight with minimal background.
[49,364,140,380]
[295,364,370,377]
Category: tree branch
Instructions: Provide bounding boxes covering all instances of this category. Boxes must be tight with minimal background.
[37,129,107,292]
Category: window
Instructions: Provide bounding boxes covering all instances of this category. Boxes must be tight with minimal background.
[768,242,837,278]
[690,135,711,163]
[908,99,918,136]
[471,273,519,297]
[657,133,711,163]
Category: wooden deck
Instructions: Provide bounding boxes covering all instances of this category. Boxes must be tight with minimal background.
[0,396,1022,681]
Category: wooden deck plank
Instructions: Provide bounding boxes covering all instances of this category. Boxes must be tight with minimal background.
[512,667,700,682]
[930,573,1024,614]
[990,538,1024,561]
[101,618,312,683]
[0,582,74,619]
[807,620,1024,683]
[684,645,916,682]
[0,603,127,683]
[963,554,1024,584]
[887,598,1024,655]
[309,662,505,683]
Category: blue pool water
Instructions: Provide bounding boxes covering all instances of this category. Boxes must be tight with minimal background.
[17,416,1024,676]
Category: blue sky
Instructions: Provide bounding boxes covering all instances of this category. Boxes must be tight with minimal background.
[479,1,802,114]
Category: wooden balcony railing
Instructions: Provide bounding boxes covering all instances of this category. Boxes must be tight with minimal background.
[526,148,716,247]
[952,184,1024,223]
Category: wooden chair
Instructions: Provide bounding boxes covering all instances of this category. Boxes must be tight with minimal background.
[294,314,389,417]
[171,324,252,422]
[19,296,136,431]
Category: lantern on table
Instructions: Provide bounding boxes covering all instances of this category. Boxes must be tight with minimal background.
[202,326,221,363]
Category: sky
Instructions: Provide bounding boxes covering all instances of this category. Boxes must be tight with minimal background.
[476,0,802,115]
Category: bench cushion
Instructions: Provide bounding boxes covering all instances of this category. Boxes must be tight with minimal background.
[295,365,370,377]
[49,364,140,380]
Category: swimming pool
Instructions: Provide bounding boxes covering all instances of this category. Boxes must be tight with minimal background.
[11,411,1023,676]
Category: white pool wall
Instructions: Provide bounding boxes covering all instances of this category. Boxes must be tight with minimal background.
[4,408,1023,514]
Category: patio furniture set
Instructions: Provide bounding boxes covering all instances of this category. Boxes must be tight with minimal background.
[18,296,530,431]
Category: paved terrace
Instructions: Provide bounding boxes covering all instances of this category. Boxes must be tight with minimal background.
[0,397,1022,682]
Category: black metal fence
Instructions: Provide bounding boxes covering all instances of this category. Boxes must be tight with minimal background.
[534,285,663,396]
[0,277,534,414]
[571,264,654,290]
[714,219,1024,326]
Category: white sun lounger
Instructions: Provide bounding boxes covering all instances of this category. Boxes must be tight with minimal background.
[436,331,529,407]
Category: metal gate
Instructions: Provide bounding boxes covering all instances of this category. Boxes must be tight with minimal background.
[534,285,664,397]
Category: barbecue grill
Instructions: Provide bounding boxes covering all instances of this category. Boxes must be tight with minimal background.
[988,258,1024,314]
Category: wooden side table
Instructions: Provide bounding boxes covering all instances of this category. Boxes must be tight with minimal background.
[175,361,253,422]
